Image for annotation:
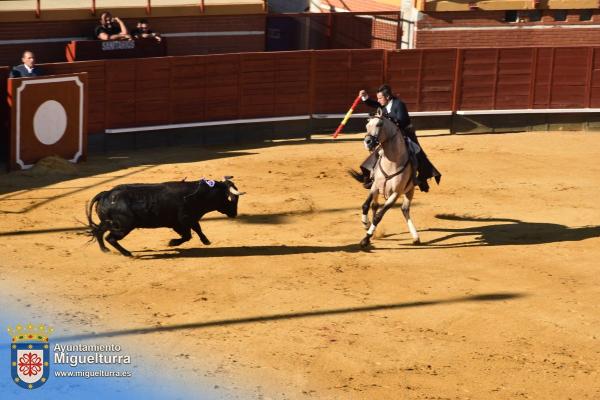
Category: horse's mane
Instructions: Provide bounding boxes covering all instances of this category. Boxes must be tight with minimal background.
[366,114,401,138]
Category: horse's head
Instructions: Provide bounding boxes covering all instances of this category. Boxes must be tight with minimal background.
[364,108,396,151]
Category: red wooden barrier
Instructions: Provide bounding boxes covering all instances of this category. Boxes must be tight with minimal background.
[348,49,385,113]
[590,48,600,108]
[387,49,456,112]
[458,46,595,111]
[240,53,277,119]
[549,47,588,108]
[273,51,312,116]
[11,46,600,140]
[312,49,384,114]
[105,59,136,129]
[495,48,532,110]
[169,55,206,124]
[204,53,241,121]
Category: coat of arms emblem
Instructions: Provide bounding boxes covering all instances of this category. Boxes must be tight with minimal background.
[7,323,53,389]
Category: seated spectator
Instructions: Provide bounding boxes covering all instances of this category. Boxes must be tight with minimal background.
[131,19,162,42]
[95,12,131,41]
[9,50,43,78]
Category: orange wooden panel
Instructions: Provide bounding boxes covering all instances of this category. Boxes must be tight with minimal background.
[273,52,311,116]
[419,49,456,111]
[312,50,352,113]
[104,60,136,128]
[169,56,206,123]
[135,57,171,126]
[8,73,88,170]
[385,49,421,111]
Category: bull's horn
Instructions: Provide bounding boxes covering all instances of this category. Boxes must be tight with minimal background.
[223,175,233,181]
[229,187,245,196]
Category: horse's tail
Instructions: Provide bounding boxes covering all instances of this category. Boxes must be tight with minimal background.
[347,169,365,184]
[86,191,107,241]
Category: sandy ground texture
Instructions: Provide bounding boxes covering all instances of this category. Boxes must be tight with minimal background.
[0,131,599,399]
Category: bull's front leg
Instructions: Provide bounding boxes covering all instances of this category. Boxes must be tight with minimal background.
[169,226,192,247]
[191,221,211,245]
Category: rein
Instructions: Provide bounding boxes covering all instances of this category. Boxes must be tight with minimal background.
[378,155,410,180]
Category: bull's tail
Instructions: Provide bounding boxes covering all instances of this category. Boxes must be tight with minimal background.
[347,168,365,184]
[86,191,107,242]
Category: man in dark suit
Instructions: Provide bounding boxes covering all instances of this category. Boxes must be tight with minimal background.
[359,84,441,192]
[9,51,43,78]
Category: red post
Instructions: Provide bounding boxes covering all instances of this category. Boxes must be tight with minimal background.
[200,0,205,13]
[451,48,463,113]
[382,49,388,84]
[548,47,556,108]
[236,53,242,120]
[146,0,152,15]
[585,47,594,108]
[528,48,538,109]
[492,48,500,110]
[35,0,41,18]
[396,12,402,49]
[91,0,96,16]
[416,50,424,111]
[309,51,316,118]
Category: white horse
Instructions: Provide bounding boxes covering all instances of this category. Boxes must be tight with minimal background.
[358,112,420,248]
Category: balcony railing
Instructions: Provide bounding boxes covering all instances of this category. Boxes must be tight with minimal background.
[20,0,268,18]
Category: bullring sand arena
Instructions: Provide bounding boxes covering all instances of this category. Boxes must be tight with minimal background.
[1,129,599,399]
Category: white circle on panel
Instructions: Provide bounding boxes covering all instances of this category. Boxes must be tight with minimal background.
[33,100,68,145]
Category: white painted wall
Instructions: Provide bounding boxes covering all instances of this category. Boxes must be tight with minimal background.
[400,0,419,49]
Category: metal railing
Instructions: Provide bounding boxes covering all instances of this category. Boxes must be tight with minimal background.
[31,0,267,18]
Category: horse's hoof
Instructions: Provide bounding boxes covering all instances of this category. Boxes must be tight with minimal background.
[362,222,370,230]
[100,247,110,253]
[360,237,371,248]
[412,238,421,245]
[201,238,211,245]
[168,239,181,247]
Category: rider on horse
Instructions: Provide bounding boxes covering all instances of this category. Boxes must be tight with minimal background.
[358,84,441,192]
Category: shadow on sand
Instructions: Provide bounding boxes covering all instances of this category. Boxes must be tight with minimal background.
[135,243,366,259]
[0,136,351,198]
[382,214,600,248]
[54,292,525,342]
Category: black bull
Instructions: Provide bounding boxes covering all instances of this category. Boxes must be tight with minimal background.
[86,178,244,257]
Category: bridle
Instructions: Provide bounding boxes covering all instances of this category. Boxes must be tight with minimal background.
[365,115,403,149]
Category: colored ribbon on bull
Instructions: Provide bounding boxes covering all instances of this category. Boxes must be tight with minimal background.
[333,95,362,139]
